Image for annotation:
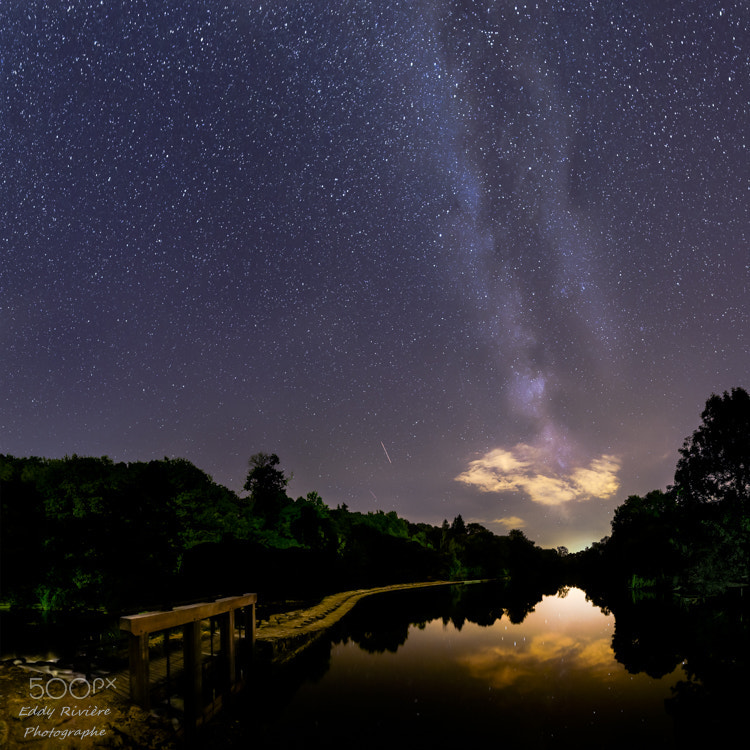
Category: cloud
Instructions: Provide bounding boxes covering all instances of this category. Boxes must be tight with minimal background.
[570,455,621,497]
[492,516,526,529]
[459,632,614,689]
[456,444,620,506]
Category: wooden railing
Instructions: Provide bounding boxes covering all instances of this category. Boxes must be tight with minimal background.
[120,593,256,726]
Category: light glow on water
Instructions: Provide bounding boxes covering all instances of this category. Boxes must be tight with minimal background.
[453,587,617,687]
[268,587,682,748]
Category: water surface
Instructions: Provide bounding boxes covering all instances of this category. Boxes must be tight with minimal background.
[212,585,688,748]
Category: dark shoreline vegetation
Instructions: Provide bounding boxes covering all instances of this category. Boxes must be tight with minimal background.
[0,388,747,616]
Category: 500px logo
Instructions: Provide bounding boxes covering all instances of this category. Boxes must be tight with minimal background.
[29,676,117,700]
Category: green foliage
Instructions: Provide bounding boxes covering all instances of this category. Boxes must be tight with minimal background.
[0,454,243,610]
[408,522,437,550]
[611,490,676,538]
[34,584,66,611]
[629,574,656,589]
[1,450,569,610]
[448,553,468,580]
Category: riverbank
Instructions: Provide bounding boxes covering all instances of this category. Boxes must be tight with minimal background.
[0,580,479,748]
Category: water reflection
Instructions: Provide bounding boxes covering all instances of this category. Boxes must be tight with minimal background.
[205,583,732,748]
[455,588,618,689]
[321,587,679,748]
[597,586,747,746]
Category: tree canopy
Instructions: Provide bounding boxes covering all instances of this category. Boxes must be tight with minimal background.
[673,387,750,510]
[243,452,289,498]
[243,452,290,527]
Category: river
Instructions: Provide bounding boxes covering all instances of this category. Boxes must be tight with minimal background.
[200,582,742,748]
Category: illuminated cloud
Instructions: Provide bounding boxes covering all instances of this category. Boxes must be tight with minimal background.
[456,444,620,506]
[459,632,614,689]
[571,456,621,497]
[493,516,526,529]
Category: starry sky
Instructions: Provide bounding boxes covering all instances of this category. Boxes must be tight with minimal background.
[2,1,748,550]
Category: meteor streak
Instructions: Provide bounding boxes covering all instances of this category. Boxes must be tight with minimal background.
[380,441,392,464]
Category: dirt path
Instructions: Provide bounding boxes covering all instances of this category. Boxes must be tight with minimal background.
[255,579,482,663]
[257,579,471,641]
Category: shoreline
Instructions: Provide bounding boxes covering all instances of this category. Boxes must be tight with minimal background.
[255,579,484,662]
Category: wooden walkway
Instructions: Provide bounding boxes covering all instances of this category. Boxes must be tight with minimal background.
[109,627,252,703]
[117,594,256,728]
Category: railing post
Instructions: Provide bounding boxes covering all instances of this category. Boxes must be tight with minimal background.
[245,601,256,662]
[128,633,150,708]
[183,620,203,724]
[218,609,236,689]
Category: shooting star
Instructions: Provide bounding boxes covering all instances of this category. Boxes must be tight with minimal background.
[380,440,392,464]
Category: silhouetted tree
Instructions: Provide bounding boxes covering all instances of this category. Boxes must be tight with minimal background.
[288,492,337,551]
[244,452,290,527]
[673,387,750,510]
[508,528,533,546]
[451,514,466,535]
[671,388,750,591]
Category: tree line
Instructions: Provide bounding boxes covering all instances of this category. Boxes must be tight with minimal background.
[1,387,747,612]
[0,451,561,612]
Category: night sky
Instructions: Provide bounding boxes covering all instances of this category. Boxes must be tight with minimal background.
[2,1,748,550]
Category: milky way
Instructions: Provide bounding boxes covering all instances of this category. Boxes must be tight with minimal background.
[2,1,748,549]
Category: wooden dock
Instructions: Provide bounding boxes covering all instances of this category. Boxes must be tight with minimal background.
[118,594,256,728]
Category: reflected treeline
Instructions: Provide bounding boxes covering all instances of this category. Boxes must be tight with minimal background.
[584,585,749,745]
[331,580,556,655]
[197,581,557,747]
